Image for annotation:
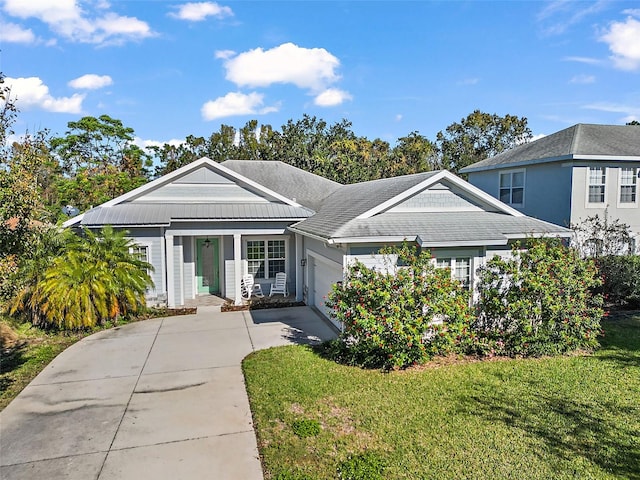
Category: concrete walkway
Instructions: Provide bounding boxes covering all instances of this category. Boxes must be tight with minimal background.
[0,306,337,480]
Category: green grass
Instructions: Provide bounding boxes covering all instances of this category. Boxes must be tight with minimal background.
[0,320,86,411]
[243,311,640,480]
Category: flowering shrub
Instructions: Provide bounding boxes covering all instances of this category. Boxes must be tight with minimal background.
[325,244,473,369]
[595,255,640,308]
[474,238,604,356]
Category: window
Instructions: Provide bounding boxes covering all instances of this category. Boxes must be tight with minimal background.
[588,167,606,203]
[499,170,525,206]
[246,239,286,279]
[436,257,471,289]
[130,245,149,263]
[620,167,637,203]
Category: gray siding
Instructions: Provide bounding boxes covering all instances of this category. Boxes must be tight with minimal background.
[127,227,164,298]
[183,238,195,300]
[467,163,572,227]
[570,165,640,243]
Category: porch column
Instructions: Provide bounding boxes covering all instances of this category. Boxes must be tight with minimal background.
[295,233,303,302]
[234,233,242,306]
[165,233,175,307]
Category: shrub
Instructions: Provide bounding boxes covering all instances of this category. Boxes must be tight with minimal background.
[596,255,640,308]
[337,451,385,480]
[291,419,321,438]
[325,244,473,369]
[475,238,604,356]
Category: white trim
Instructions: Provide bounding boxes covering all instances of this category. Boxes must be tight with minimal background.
[356,170,524,219]
[243,236,289,280]
[167,227,286,236]
[498,168,526,208]
[234,234,242,306]
[462,155,640,174]
[585,166,607,208]
[295,234,303,302]
[617,166,639,208]
[61,157,304,227]
[165,233,175,307]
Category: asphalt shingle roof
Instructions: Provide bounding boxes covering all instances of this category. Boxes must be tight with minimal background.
[222,160,342,211]
[460,124,640,173]
[291,171,442,238]
[333,211,569,245]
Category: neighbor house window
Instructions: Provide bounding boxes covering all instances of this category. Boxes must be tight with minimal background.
[499,170,525,206]
[246,239,286,279]
[620,167,637,203]
[588,167,606,203]
[436,257,471,289]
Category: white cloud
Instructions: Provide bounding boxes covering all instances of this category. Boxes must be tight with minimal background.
[215,49,236,59]
[68,74,113,90]
[0,21,36,43]
[583,101,640,116]
[531,133,547,142]
[563,56,602,65]
[313,88,352,107]
[134,137,184,150]
[537,0,608,35]
[569,74,596,84]
[4,76,85,113]
[201,91,278,120]
[600,16,640,71]
[169,2,233,21]
[222,43,341,92]
[395,114,403,122]
[1,0,154,45]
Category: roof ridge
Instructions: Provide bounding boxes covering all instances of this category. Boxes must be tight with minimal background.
[569,124,582,154]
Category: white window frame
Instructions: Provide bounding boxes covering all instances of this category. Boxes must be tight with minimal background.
[586,166,607,205]
[618,167,638,207]
[243,236,288,280]
[498,169,525,207]
[434,256,473,290]
[129,242,154,293]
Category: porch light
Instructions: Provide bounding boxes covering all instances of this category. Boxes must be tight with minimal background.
[300,258,307,267]
[204,238,211,248]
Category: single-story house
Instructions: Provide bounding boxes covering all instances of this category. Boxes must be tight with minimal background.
[64,158,570,329]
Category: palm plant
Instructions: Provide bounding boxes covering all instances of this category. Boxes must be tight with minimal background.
[9,226,153,329]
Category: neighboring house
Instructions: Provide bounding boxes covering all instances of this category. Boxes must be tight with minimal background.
[64,157,569,328]
[460,124,640,252]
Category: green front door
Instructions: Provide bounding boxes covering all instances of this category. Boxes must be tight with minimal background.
[196,238,219,294]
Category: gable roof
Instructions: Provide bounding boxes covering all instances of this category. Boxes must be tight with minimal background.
[288,170,564,246]
[221,160,342,211]
[63,157,310,228]
[460,124,640,173]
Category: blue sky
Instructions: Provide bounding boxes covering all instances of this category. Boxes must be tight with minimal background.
[2,1,639,150]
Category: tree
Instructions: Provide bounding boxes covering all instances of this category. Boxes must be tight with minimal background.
[49,115,151,215]
[390,131,439,175]
[8,226,154,329]
[626,120,640,126]
[50,115,150,177]
[436,110,532,173]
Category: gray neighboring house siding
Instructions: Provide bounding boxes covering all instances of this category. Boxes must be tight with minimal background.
[461,124,640,251]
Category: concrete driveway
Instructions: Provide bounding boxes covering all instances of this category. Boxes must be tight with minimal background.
[0,306,337,480]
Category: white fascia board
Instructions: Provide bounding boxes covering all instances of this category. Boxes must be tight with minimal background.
[328,235,418,245]
[460,155,574,173]
[287,226,331,244]
[420,239,508,247]
[356,172,449,219]
[439,171,525,216]
[572,155,640,161]
[62,213,85,228]
[85,157,303,211]
[357,170,523,219]
[504,231,571,239]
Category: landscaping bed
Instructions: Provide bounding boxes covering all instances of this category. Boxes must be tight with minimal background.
[243,311,640,480]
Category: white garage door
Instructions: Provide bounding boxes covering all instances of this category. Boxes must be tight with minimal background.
[311,256,343,330]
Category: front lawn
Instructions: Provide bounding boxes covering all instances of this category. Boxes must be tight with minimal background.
[243,312,640,479]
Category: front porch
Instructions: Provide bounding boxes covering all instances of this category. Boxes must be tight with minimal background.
[165,228,305,308]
